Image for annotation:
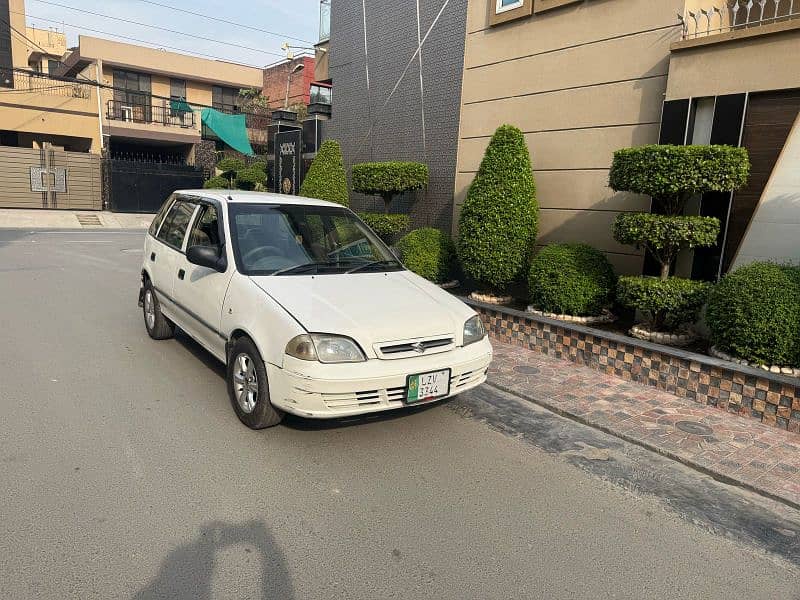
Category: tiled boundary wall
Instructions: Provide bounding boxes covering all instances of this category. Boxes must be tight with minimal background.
[464,299,800,434]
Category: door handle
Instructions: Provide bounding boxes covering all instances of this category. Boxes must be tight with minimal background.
[150,252,156,262]
[178,269,185,280]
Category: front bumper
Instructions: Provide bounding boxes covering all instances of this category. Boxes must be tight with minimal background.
[267,337,493,419]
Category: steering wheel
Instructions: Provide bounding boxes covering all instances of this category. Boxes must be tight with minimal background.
[242,245,283,266]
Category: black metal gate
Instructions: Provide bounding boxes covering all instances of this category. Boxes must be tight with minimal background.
[108,159,204,213]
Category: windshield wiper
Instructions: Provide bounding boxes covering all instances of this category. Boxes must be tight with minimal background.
[272,261,336,276]
[345,260,399,274]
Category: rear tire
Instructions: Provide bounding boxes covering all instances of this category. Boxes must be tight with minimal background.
[227,336,284,429]
[142,280,175,340]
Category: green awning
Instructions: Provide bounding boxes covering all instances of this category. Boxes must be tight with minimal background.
[170,98,192,114]
[200,108,254,156]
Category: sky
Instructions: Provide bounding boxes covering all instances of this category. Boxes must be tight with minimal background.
[21,0,320,67]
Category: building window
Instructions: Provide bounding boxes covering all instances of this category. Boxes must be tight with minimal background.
[113,69,151,106]
[212,85,241,113]
[170,78,186,100]
[310,84,332,105]
[488,0,532,26]
[496,0,523,13]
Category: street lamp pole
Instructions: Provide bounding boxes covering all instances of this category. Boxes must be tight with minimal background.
[284,62,305,108]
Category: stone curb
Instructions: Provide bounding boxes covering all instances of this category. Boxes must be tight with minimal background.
[485,378,800,512]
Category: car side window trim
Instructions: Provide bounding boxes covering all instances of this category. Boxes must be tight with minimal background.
[155,199,200,254]
[149,195,176,239]
[184,196,228,265]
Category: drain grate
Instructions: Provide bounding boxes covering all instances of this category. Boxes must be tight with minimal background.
[76,214,102,227]
[675,420,714,436]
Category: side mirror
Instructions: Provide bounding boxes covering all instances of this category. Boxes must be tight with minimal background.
[187,245,227,272]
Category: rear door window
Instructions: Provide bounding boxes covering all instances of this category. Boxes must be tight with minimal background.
[148,195,176,237]
[156,200,198,251]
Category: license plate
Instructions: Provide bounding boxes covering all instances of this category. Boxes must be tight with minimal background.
[406,369,451,404]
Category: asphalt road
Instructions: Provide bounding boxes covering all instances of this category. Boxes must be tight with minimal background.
[1,229,799,599]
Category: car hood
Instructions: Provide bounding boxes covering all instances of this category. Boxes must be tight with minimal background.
[250,271,473,354]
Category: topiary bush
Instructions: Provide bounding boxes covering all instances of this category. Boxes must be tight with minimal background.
[249,159,267,173]
[706,262,800,367]
[609,145,750,214]
[351,162,428,213]
[357,212,411,244]
[457,124,538,292]
[217,157,246,177]
[203,175,230,189]
[397,228,456,283]
[300,140,349,206]
[235,167,267,191]
[616,276,712,331]
[528,244,617,316]
[613,213,720,281]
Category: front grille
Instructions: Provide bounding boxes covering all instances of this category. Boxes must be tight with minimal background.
[377,336,454,359]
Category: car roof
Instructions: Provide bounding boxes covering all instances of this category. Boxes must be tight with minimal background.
[175,190,343,208]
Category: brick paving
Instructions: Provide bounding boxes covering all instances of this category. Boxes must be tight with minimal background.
[488,336,800,510]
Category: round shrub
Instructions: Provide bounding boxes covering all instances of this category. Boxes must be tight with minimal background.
[357,212,411,244]
[457,124,538,292]
[706,262,800,367]
[397,228,456,283]
[300,140,349,206]
[249,159,267,173]
[617,276,712,331]
[528,244,617,316]
[203,175,230,189]
[217,157,246,177]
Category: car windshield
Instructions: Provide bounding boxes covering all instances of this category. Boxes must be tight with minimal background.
[228,203,404,276]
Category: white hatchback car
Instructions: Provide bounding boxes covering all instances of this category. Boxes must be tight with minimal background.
[139,191,493,429]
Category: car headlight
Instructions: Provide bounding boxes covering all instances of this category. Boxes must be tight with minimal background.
[463,315,486,346]
[285,334,366,363]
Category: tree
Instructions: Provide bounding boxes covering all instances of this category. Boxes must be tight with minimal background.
[609,144,750,332]
[457,124,538,292]
[299,140,349,206]
[351,161,429,214]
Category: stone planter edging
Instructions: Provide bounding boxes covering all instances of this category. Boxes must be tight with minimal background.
[464,297,800,433]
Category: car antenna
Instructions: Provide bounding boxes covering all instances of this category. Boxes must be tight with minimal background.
[227,195,234,202]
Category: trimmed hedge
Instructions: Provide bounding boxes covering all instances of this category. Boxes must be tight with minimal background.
[528,244,617,316]
[357,212,411,243]
[249,160,267,173]
[609,145,750,213]
[397,228,455,283]
[457,124,538,291]
[352,162,428,212]
[235,167,267,191]
[613,213,720,279]
[616,276,712,331]
[217,157,246,177]
[300,140,349,206]
[203,175,230,189]
[706,262,800,367]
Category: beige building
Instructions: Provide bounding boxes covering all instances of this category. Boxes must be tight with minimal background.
[59,35,265,163]
[455,0,800,276]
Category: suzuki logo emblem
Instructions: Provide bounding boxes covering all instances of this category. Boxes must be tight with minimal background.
[411,342,426,354]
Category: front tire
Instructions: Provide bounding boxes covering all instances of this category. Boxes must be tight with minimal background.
[227,337,284,429]
[142,281,175,340]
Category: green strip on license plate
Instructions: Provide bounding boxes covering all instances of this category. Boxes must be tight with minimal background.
[406,369,450,404]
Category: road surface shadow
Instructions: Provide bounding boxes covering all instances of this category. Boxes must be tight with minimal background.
[133,519,292,600]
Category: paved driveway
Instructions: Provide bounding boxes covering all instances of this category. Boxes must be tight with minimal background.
[1,229,798,599]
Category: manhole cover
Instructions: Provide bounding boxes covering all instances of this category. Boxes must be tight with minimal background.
[675,420,713,436]
[513,365,540,375]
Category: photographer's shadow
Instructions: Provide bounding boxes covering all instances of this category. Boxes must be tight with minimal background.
[134,519,293,600]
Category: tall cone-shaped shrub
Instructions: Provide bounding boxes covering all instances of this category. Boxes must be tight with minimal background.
[457,124,538,292]
[300,139,349,206]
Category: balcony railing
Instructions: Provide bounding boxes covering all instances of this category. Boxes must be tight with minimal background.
[106,99,196,128]
[680,0,800,39]
[0,68,91,98]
